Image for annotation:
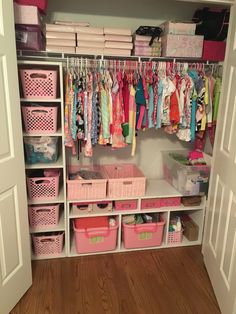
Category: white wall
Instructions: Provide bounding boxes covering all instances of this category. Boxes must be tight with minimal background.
[46,0,205,31]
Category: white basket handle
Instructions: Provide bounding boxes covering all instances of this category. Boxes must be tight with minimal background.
[31,109,50,115]
[30,73,48,79]
[34,179,52,185]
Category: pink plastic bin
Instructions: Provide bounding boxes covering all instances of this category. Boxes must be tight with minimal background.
[73,220,118,254]
[67,165,107,200]
[28,204,59,228]
[103,164,146,198]
[22,106,58,134]
[32,232,64,256]
[168,230,183,244]
[20,69,57,99]
[141,198,161,210]
[114,200,137,211]
[122,218,165,249]
[27,173,60,200]
[160,197,181,207]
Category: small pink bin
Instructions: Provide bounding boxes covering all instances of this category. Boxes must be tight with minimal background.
[20,69,57,99]
[28,204,59,228]
[122,218,165,249]
[32,232,64,256]
[168,230,183,244]
[73,220,118,254]
[141,198,161,210]
[103,164,146,198]
[27,173,60,200]
[114,200,137,211]
[22,106,58,134]
[160,197,181,207]
[67,165,107,200]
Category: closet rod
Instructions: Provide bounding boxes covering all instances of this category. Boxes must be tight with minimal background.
[17,50,220,65]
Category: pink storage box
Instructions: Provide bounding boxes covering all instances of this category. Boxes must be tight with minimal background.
[73,220,118,254]
[32,232,64,256]
[122,218,165,249]
[141,198,161,210]
[15,24,45,51]
[20,69,57,99]
[202,40,226,61]
[14,3,42,25]
[161,34,203,58]
[27,173,60,200]
[168,230,183,244]
[160,21,196,36]
[67,165,107,200]
[103,164,146,198]
[28,204,59,228]
[93,201,112,212]
[114,200,137,211]
[22,105,58,134]
[14,0,48,14]
[73,202,93,212]
[160,197,181,207]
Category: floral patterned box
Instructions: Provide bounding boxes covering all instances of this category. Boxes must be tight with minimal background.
[161,34,204,58]
[160,21,196,36]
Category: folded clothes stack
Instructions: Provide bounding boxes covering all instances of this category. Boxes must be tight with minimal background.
[103,28,133,56]
[133,34,162,57]
[76,26,105,55]
[46,21,89,53]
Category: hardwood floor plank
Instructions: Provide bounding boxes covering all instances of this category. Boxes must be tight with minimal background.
[11,246,221,314]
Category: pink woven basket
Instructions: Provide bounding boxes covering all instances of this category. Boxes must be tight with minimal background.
[22,106,58,134]
[20,69,57,99]
[168,230,183,244]
[67,165,107,200]
[32,232,64,256]
[28,204,59,228]
[27,174,60,200]
[103,164,146,198]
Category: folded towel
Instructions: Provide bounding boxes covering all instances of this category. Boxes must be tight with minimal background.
[77,33,105,42]
[76,26,104,35]
[105,41,133,49]
[54,21,90,27]
[77,41,105,48]
[46,31,76,40]
[104,27,131,36]
[104,34,132,42]
[104,48,131,56]
[46,38,76,47]
[46,45,75,53]
[46,23,75,33]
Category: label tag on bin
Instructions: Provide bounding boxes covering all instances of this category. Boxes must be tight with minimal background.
[139,232,152,240]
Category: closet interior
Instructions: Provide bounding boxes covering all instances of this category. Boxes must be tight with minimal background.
[15,0,230,259]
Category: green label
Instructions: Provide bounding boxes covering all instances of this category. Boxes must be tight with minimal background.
[139,232,152,240]
[89,236,104,244]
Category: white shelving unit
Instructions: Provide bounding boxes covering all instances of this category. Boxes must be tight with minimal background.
[18,60,67,260]
[67,179,206,257]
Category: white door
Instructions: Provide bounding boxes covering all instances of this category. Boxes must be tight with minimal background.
[0,0,32,313]
[203,2,236,314]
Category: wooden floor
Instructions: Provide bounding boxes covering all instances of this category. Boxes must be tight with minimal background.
[11,246,220,314]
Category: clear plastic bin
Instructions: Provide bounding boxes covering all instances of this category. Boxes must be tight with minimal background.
[24,136,59,164]
[162,151,211,196]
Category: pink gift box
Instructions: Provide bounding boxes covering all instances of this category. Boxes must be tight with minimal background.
[202,40,226,61]
[160,21,196,36]
[14,3,42,25]
[161,34,203,58]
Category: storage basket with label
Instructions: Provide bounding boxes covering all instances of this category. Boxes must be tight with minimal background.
[103,164,146,198]
[22,105,58,134]
[32,232,64,256]
[24,136,59,164]
[73,217,118,254]
[122,217,165,249]
[20,68,57,99]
